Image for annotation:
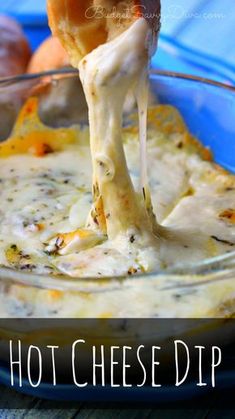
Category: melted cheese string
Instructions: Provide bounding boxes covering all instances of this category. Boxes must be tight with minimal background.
[79,19,158,236]
[78,18,161,270]
[136,68,160,236]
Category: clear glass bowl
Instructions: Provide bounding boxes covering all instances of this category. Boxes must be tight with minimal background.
[0,69,235,318]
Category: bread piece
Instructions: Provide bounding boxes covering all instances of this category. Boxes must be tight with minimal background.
[27,36,70,73]
[0,16,32,140]
[47,0,139,65]
[0,15,31,77]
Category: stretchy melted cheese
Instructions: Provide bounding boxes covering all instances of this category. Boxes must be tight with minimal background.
[0,98,235,280]
[78,18,161,273]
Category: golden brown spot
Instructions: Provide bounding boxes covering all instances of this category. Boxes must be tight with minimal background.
[49,290,62,300]
[93,196,107,233]
[128,267,138,275]
[30,143,54,157]
[182,187,195,198]
[219,208,235,224]
[36,223,45,231]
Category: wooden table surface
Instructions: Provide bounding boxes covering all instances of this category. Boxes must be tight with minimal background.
[0,385,235,419]
[0,0,235,417]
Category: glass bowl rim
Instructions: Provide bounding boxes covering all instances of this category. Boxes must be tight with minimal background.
[0,68,235,292]
[1,68,235,92]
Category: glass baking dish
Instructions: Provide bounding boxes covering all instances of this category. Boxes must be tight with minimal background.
[0,69,235,318]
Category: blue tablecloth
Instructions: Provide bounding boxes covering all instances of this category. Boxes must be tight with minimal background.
[1,0,235,83]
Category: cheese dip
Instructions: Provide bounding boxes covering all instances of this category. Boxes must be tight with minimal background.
[0,96,235,278]
[0,9,235,318]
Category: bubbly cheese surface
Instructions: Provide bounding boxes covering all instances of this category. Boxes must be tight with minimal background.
[0,98,235,278]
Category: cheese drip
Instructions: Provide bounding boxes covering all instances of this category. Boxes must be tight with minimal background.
[79,18,161,270]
